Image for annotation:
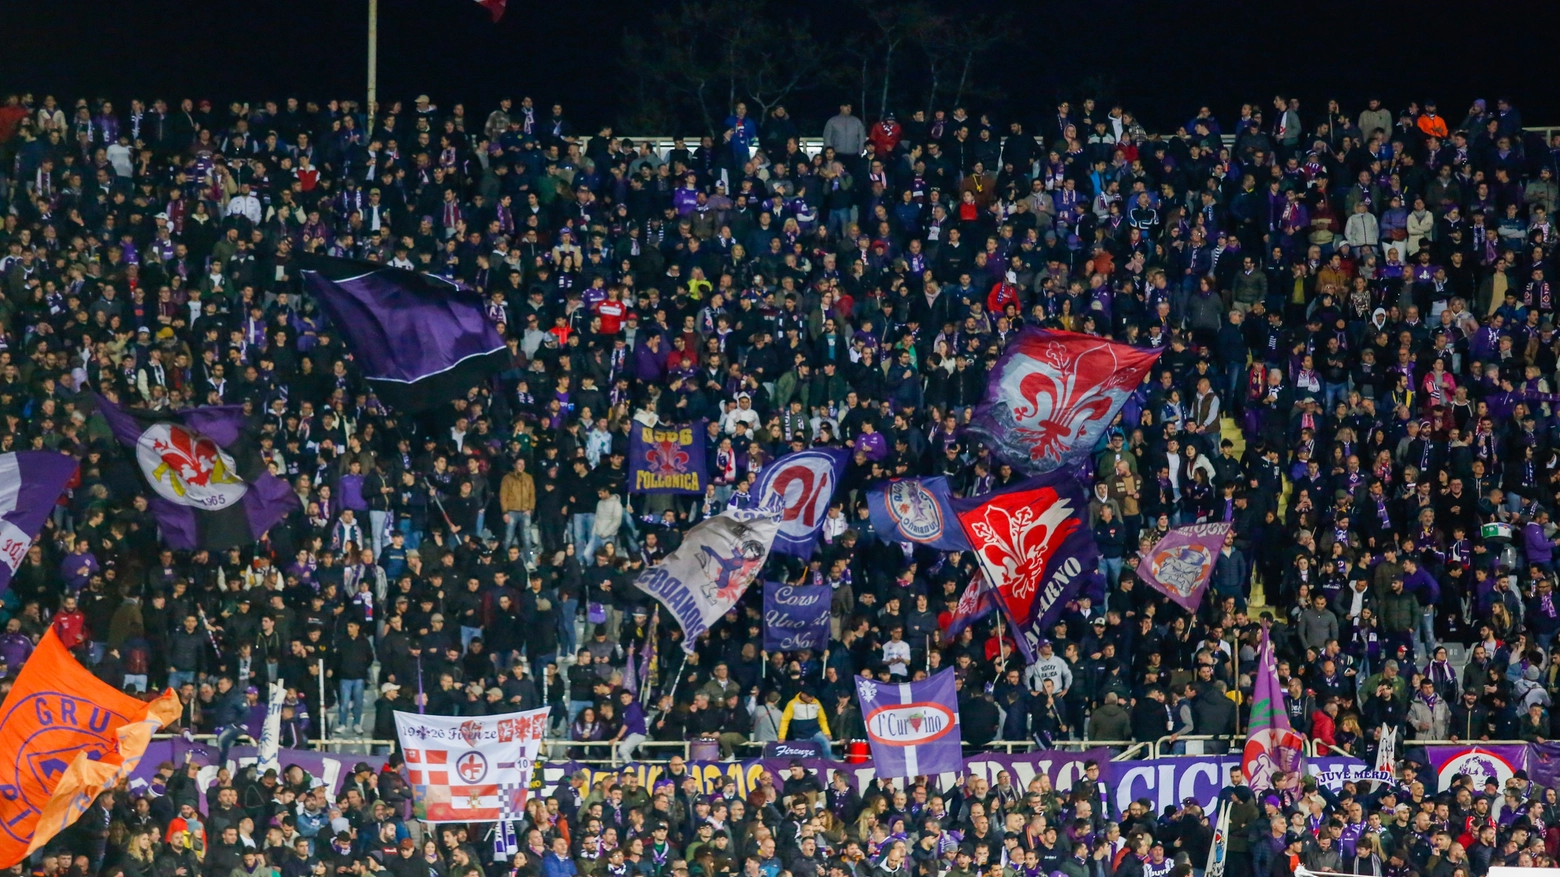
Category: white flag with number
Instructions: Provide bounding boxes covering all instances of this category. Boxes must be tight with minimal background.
[1206,800,1230,877]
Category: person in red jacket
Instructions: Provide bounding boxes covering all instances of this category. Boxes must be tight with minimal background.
[51,594,89,650]
[988,271,1022,313]
[1311,697,1339,748]
[868,113,902,156]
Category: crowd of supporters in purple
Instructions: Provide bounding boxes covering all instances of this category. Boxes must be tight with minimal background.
[0,86,1558,877]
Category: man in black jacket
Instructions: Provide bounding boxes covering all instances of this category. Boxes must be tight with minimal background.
[1131,687,1175,745]
[1448,691,1491,742]
[332,620,375,734]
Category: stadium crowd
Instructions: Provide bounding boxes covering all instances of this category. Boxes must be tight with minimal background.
[1,85,1559,877]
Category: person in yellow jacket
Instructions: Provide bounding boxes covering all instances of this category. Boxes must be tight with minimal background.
[500,458,536,562]
[777,689,835,759]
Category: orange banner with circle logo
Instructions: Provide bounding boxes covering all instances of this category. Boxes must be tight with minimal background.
[0,629,179,866]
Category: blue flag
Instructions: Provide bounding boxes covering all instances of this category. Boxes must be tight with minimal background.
[628,420,708,495]
[761,583,831,651]
[866,476,972,550]
[0,452,78,593]
[750,448,849,558]
[854,669,964,780]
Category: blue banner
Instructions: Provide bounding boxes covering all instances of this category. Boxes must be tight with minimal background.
[628,420,708,494]
[761,583,831,651]
[866,476,973,551]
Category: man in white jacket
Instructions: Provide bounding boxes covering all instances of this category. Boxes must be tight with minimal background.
[1023,640,1074,697]
[1344,201,1379,249]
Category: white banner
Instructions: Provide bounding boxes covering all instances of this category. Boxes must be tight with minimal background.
[633,509,778,651]
[255,681,286,774]
[394,707,548,823]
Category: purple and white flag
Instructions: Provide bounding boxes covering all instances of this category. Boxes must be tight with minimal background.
[762,583,831,651]
[1242,624,1307,792]
[1136,522,1231,612]
[0,452,78,593]
[855,668,963,780]
[94,392,300,551]
[750,448,849,559]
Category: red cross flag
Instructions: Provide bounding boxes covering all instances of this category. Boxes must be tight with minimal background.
[394,707,547,822]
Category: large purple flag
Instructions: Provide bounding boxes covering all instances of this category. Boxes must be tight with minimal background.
[94,392,301,551]
[298,254,507,413]
[865,476,972,551]
[761,583,831,651]
[750,448,849,559]
[0,452,78,592]
[970,328,1160,473]
[1242,624,1307,792]
[628,421,708,495]
[855,669,964,780]
[951,471,1100,662]
[1137,523,1231,612]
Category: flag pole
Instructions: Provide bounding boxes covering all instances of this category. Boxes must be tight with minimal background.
[366,0,378,110]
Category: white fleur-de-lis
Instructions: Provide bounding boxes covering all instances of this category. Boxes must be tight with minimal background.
[859,681,879,703]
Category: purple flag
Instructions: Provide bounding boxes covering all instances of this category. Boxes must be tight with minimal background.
[0,452,78,593]
[866,477,972,551]
[1422,744,1529,790]
[751,448,849,559]
[1136,523,1231,612]
[762,583,831,651]
[952,471,1100,662]
[1242,624,1307,792]
[94,392,301,551]
[1526,743,1560,791]
[628,420,708,495]
[298,254,507,413]
[969,328,1160,473]
[855,668,964,779]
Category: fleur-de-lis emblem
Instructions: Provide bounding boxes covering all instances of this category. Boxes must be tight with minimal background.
[645,440,690,474]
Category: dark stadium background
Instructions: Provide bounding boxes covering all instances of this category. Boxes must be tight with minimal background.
[6,0,1559,135]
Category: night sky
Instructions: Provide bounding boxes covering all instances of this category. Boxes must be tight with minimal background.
[6,0,1559,137]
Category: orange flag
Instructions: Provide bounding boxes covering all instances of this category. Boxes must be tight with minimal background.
[0,629,179,866]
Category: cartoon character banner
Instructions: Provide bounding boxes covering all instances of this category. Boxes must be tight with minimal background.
[1421,745,1528,791]
[393,707,548,823]
[633,508,779,651]
[1137,523,1231,611]
[854,669,964,779]
[969,328,1161,473]
[761,583,831,652]
[628,420,708,495]
[866,476,973,551]
[952,471,1100,662]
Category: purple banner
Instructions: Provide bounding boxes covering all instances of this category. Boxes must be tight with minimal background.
[0,452,78,593]
[129,739,387,808]
[1527,743,1560,790]
[1422,744,1528,790]
[762,583,831,651]
[629,421,709,495]
[1137,523,1231,612]
[944,577,997,641]
[855,669,964,779]
[866,477,972,550]
[1106,755,1376,816]
[530,747,1113,801]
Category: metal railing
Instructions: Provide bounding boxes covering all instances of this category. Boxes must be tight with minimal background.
[1153,734,1241,758]
[602,126,1560,164]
